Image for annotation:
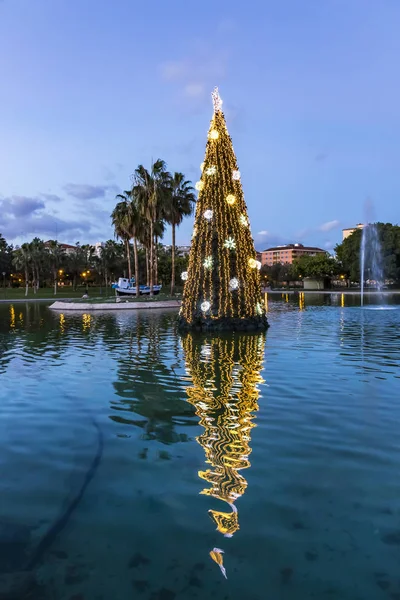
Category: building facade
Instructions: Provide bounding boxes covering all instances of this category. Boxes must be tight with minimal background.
[261,243,326,266]
[342,223,364,240]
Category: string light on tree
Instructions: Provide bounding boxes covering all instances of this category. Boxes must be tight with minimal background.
[224,237,236,250]
[256,303,263,315]
[196,181,204,191]
[192,227,197,238]
[200,162,205,171]
[256,261,262,270]
[178,87,268,332]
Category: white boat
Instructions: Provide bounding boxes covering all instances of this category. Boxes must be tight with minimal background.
[113,278,162,296]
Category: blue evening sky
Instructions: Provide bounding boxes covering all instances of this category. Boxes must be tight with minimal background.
[1,0,399,251]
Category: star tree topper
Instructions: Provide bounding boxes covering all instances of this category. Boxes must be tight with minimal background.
[212,87,223,112]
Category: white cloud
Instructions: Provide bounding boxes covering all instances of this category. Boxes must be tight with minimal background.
[184,83,205,98]
[319,220,340,232]
[257,230,269,236]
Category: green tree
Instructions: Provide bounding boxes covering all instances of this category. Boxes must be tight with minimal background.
[335,223,400,283]
[112,192,133,280]
[295,253,340,280]
[164,172,196,295]
[67,243,87,290]
[133,159,171,296]
[0,233,13,279]
[13,244,31,296]
[46,240,65,295]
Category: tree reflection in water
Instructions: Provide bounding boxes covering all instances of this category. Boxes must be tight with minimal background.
[181,333,265,540]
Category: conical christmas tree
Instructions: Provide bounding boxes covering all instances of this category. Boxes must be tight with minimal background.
[179,88,268,331]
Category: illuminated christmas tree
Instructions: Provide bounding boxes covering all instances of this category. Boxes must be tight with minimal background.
[178,88,268,331]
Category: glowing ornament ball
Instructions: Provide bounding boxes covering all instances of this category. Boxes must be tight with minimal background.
[204,209,213,220]
[229,278,239,291]
[226,194,236,205]
[201,301,211,312]
[181,271,188,281]
[195,181,204,191]
[206,166,217,176]
[232,170,241,181]
[248,258,257,269]
[209,129,219,140]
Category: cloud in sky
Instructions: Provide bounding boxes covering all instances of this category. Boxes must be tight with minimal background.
[1,195,45,218]
[0,194,95,242]
[319,220,340,232]
[63,183,118,200]
[41,193,63,203]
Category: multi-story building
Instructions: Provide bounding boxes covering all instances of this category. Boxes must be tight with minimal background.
[44,241,76,255]
[261,243,326,266]
[342,223,364,240]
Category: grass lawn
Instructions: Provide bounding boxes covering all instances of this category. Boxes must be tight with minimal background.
[1,286,183,303]
[0,286,115,301]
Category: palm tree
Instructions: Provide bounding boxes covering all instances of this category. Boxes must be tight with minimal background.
[133,159,170,295]
[112,192,133,280]
[13,244,31,296]
[46,240,65,295]
[164,173,195,295]
[28,237,45,292]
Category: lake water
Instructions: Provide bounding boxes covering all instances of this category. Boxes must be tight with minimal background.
[0,294,400,599]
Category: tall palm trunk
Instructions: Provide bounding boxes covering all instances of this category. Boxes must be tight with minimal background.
[36,265,40,291]
[170,223,176,296]
[133,238,140,298]
[32,267,37,294]
[53,268,57,295]
[25,268,29,297]
[149,221,154,295]
[126,239,132,280]
[145,248,149,286]
[154,235,158,286]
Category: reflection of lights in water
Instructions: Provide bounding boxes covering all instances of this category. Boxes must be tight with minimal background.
[264,293,268,312]
[285,294,289,303]
[18,312,23,325]
[299,292,305,311]
[9,305,15,329]
[82,313,92,331]
[182,334,265,540]
[341,293,345,308]
[59,313,66,334]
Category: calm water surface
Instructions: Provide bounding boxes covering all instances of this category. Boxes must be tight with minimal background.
[0,294,400,599]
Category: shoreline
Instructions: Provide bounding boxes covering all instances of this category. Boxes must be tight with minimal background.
[0,289,399,305]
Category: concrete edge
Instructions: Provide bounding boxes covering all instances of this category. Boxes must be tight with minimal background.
[49,300,181,311]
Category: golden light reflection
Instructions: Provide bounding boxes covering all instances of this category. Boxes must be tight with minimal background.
[264,293,268,312]
[182,333,265,540]
[341,293,345,308]
[299,292,305,311]
[9,305,15,329]
[82,313,92,331]
[18,312,23,325]
[285,294,289,303]
[59,313,66,334]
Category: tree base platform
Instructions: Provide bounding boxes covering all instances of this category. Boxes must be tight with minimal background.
[178,314,269,332]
